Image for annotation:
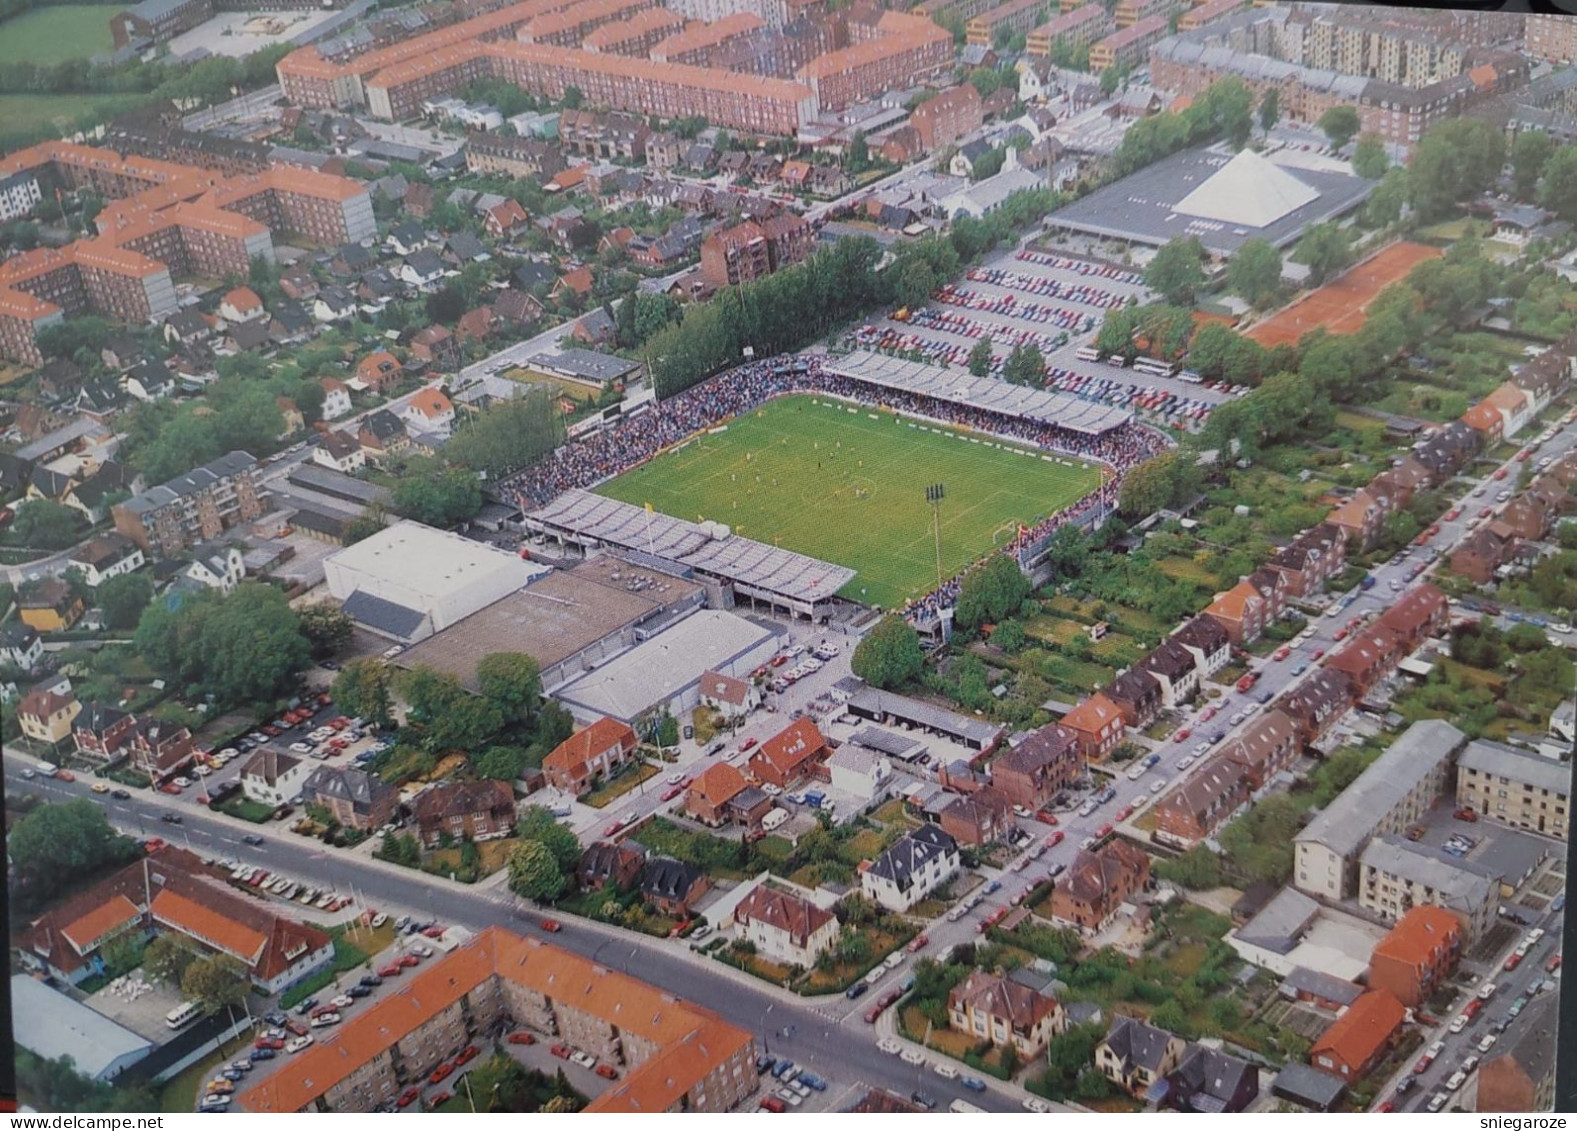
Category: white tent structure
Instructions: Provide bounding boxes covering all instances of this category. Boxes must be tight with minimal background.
[1173,149,1320,229]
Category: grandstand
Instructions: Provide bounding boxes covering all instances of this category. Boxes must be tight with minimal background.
[525,488,856,621]
[824,350,1132,435]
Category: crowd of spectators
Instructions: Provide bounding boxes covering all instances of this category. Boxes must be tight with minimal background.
[503,355,1170,621]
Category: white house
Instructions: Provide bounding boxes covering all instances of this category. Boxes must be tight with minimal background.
[311,287,357,324]
[218,286,266,324]
[699,670,759,720]
[860,825,959,912]
[733,884,840,967]
[238,748,314,807]
[1017,57,1056,102]
[0,620,44,670]
[312,431,366,473]
[319,378,352,421]
[68,533,145,588]
[183,543,245,594]
[826,742,892,804]
[402,388,455,435]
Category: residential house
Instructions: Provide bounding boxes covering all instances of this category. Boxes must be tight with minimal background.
[733,883,840,967]
[1170,614,1231,679]
[1158,1046,1260,1113]
[1275,668,1354,748]
[181,542,245,594]
[277,397,305,437]
[495,289,544,328]
[402,387,455,434]
[0,621,43,671]
[224,315,268,351]
[387,220,431,256]
[313,431,366,474]
[1309,990,1405,1083]
[1058,692,1124,763]
[302,765,397,832]
[989,723,1078,810]
[446,231,489,265]
[71,702,136,763]
[1456,738,1570,841]
[455,306,496,343]
[576,840,647,892]
[1050,839,1151,933]
[1325,624,1404,697]
[1461,400,1504,447]
[1367,905,1460,1009]
[484,199,529,239]
[1268,523,1347,597]
[354,350,403,392]
[358,410,410,458]
[219,286,266,324]
[748,718,829,788]
[311,286,357,324]
[938,786,1011,846]
[948,970,1064,1058]
[238,749,314,808]
[1326,490,1389,551]
[1138,639,1199,708]
[16,684,80,746]
[1451,526,1515,584]
[699,670,758,719]
[1476,995,1558,1112]
[1097,1016,1187,1096]
[1498,495,1553,541]
[413,779,517,847]
[639,856,709,916]
[319,378,352,421]
[400,249,447,289]
[861,825,959,912]
[543,718,640,794]
[19,579,85,632]
[1223,708,1300,789]
[68,533,144,588]
[1153,754,1253,848]
[825,743,891,803]
[1377,583,1448,651]
[685,762,752,827]
[1204,577,1268,645]
[1103,667,1162,730]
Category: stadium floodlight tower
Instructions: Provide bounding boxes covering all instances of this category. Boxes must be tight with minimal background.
[925,483,945,591]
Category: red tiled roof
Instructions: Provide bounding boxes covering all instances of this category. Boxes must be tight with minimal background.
[1311,990,1405,1074]
[544,717,637,776]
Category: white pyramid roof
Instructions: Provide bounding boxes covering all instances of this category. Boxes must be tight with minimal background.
[1172,149,1320,229]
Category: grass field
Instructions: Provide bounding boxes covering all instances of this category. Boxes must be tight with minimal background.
[596,394,1102,609]
[0,5,115,64]
[0,92,127,136]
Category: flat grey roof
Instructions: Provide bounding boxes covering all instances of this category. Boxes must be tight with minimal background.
[11,975,152,1080]
[15,418,108,461]
[286,464,390,507]
[850,727,927,759]
[529,348,642,383]
[1234,886,1319,954]
[848,684,1002,746]
[531,489,856,604]
[1046,143,1372,255]
[1459,739,1571,796]
[554,609,782,722]
[824,351,1131,436]
[1294,719,1466,858]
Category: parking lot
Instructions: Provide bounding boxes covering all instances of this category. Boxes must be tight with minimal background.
[854,246,1231,429]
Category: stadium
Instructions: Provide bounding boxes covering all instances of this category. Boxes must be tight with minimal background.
[509,351,1165,623]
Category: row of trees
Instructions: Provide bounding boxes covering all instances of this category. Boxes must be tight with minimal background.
[134,582,312,706]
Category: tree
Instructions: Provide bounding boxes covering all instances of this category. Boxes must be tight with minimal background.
[134,582,311,705]
[967,336,994,377]
[1226,238,1281,308]
[97,573,154,630]
[1408,118,1505,222]
[98,932,146,978]
[991,619,1026,652]
[1365,166,1409,228]
[474,744,528,781]
[893,259,938,311]
[1257,88,1279,132]
[398,665,504,752]
[1144,237,1206,307]
[446,388,565,482]
[143,934,198,987]
[1512,129,1555,201]
[655,713,680,749]
[181,955,248,1015]
[1002,343,1045,386]
[1298,334,1360,402]
[8,799,138,890]
[1154,845,1223,889]
[1291,223,1352,287]
[954,554,1031,630]
[851,615,923,689]
[298,604,354,658]
[12,500,80,549]
[1539,145,1577,223]
[517,806,582,874]
[425,287,466,327]
[332,659,394,729]
[1351,134,1388,180]
[1119,450,1193,517]
[391,460,483,526]
[847,130,871,174]
[507,839,569,902]
[476,652,542,727]
[1317,105,1360,149]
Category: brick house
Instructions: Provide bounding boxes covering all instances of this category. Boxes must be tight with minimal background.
[948,970,1064,1058]
[1326,490,1389,551]
[1498,495,1553,541]
[1460,401,1504,447]
[73,702,137,762]
[413,779,517,847]
[1268,523,1348,597]
[1367,905,1460,1009]
[1049,840,1150,933]
[938,786,1012,846]
[639,856,710,916]
[1059,692,1125,763]
[1223,708,1300,789]
[1275,668,1354,747]
[1451,526,1515,584]
[733,884,839,967]
[1204,579,1270,645]
[1138,639,1199,708]
[1104,667,1161,730]
[748,718,829,788]
[577,840,647,892]
[1152,755,1252,849]
[543,718,639,795]
[910,83,984,151]
[685,762,750,827]
[1325,625,1404,697]
[302,766,397,832]
[1377,583,1448,651]
[989,724,1078,811]
[1476,996,1558,1112]
[354,349,403,392]
[1309,990,1405,1083]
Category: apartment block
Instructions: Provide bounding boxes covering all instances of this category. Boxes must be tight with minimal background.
[583,6,687,53]
[794,10,951,110]
[1526,12,1577,63]
[1293,719,1465,902]
[112,450,263,558]
[1026,3,1108,56]
[0,171,41,223]
[517,0,656,46]
[650,12,763,62]
[1090,14,1165,72]
[1359,835,1498,941]
[1367,905,1460,1009]
[238,928,758,1113]
[1457,739,1569,841]
[1112,0,1175,30]
[910,84,984,152]
[965,0,1042,48]
[1177,0,1244,33]
[699,213,814,286]
[465,133,567,178]
[663,0,789,29]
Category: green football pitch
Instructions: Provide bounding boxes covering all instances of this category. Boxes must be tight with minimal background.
[596,394,1103,609]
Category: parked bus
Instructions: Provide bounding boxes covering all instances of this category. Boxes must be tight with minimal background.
[949,1100,985,1113]
[166,1001,202,1030]
[1074,346,1101,363]
[1178,369,1203,385]
[1133,358,1177,377]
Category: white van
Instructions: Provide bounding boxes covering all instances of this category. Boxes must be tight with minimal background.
[762,808,789,832]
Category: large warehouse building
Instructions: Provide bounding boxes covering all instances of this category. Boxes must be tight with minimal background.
[323,520,548,643]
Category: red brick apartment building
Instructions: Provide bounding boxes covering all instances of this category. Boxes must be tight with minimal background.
[237,928,758,1113]
[651,12,764,63]
[794,11,950,110]
[517,0,655,46]
[583,7,688,54]
[1367,905,1460,1009]
[911,84,983,152]
[0,143,371,365]
[700,213,814,286]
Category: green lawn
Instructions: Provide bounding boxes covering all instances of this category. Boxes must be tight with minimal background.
[597,395,1102,609]
[0,93,128,137]
[0,5,115,65]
